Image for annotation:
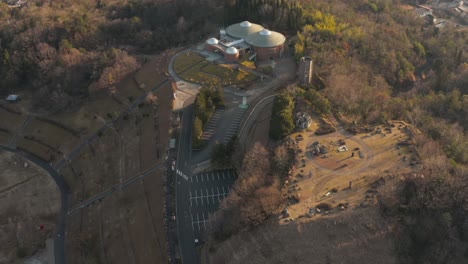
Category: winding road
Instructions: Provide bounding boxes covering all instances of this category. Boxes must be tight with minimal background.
[0,144,69,264]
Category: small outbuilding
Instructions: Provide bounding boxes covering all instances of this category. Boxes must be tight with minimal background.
[5,94,20,102]
[225,47,239,62]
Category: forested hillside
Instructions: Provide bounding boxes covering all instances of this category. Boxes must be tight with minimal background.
[0,0,222,111]
[217,1,468,263]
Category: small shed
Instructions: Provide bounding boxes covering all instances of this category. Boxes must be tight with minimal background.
[5,94,20,102]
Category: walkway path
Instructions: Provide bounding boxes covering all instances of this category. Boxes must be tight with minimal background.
[54,78,169,170]
[67,161,165,216]
[8,113,32,148]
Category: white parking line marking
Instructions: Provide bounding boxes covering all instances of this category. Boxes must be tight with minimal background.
[191,213,195,230]
[200,189,204,205]
[212,188,215,204]
[203,213,206,230]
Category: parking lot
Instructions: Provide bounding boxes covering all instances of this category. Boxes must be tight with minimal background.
[189,169,237,236]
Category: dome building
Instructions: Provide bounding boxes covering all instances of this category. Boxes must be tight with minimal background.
[246,29,286,60]
[225,47,239,62]
[204,21,286,62]
[225,21,264,39]
[205,38,219,52]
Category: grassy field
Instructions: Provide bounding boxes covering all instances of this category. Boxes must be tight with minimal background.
[134,52,172,91]
[0,105,27,145]
[173,52,205,74]
[64,84,172,263]
[19,117,81,155]
[174,52,258,85]
[65,173,168,264]
[16,138,63,163]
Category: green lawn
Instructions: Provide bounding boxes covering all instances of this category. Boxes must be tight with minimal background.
[173,52,205,74]
[174,54,258,85]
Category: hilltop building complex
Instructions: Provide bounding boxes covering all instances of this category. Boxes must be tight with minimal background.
[205,21,286,62]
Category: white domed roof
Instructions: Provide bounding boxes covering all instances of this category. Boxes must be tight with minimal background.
[259,29,272,36]
[226,21,264,39]
[246,29,285,48]
[206,38,219,45]
[240,21,252,27]
[226,47,239,55]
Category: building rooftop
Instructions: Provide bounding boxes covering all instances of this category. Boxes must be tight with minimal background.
[226,47,239,55]
[225,21,264,39]
[246,29,286,48]
[206,38,219,45]
[5,94,19,101]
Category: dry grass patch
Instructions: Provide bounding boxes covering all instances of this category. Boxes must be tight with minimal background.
[0,105,27,144]
[203,208,396,264]
[0,130,12,145]
[134,52,172,91]
[0,152,60,262]
[112,77,146,107]
[20,117,80,155]
[44,109,105,140]
[16,138,62,163]
[84,92,128,122]
[173,51,205,73]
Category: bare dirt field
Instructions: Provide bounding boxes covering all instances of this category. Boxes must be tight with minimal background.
[0,151,60,263]
[287,120,416,217]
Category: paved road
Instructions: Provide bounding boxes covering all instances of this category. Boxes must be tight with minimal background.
[175,106,198,264]
[0,144,69,264]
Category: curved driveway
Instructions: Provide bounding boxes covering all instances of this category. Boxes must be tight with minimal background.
[0,144,69,264]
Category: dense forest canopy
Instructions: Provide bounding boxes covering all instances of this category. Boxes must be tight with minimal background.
[0,0,222,111]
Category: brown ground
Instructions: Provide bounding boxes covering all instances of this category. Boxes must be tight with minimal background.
[0,105,27,145]
[288,120,416,217]
[0,151,60,263]
[63,57,172,263]
[203,110,416,263]
[202,208,396,264]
